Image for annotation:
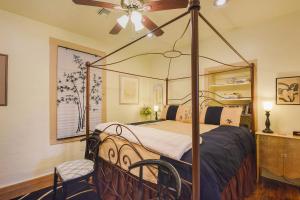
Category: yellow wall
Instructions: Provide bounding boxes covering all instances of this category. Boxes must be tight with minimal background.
[104,49,163,123]
[0,9,156,187]
[1,6,300,188]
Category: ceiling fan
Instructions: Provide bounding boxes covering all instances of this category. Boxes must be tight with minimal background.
[72,0,189,37]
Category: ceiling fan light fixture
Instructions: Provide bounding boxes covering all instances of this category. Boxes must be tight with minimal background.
[214,0,228,7]
[117,15,129,28]
[134,21,144,31]
[147,33,154,38]
[131,10,142,24]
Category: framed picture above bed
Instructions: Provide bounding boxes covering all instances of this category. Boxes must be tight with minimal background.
[0,54,8,106]
[119,75,139,104]
[50,38,106,144]
[276,76,300,105]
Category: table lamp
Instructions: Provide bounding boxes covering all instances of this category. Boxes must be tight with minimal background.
[263,101,273,133]
[154,105,159,120]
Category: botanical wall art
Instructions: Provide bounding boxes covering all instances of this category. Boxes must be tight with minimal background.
[276,76,300,105]
[119,76,139,104]
[50,38,106,143]
[0,54,8,106]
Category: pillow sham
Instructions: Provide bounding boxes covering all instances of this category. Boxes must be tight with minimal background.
[160,105,169,120]
[204,106,224,125]
[176,104,192,123]
[220,106,243,127]
[199,106,207,124]
[166,105,179,120]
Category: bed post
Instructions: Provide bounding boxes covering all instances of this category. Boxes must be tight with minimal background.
[250,63,256,132]
[190,0,201,200]
[85,62,91,156]
[166,78,169,105]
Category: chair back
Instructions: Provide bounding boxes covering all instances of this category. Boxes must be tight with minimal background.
[84,134,100,163]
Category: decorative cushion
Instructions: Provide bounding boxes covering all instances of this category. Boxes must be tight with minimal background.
[56,159,94,181]
[176,104,192,123]
[220,106,243,127]
[160,105,169,120]
[199,106,207,124]
[204,106,224,125]
[166,105,179,120]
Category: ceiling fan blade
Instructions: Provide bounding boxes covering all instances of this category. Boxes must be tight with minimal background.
[72,0,119,9]
[142,15,164,36]
[144,0,189,12]
[110,23,123,35]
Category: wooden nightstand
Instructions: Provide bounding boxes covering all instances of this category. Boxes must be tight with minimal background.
[256,132,300,184]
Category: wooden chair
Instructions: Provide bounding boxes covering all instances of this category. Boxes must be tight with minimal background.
[129,159,182,200]
[52,134,100,200]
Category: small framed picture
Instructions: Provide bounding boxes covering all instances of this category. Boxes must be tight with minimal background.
[0,54,8,106]
[119,75,139,104]
[276,76,300,105]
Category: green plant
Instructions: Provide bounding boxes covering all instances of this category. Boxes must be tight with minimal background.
[140,106,152,117]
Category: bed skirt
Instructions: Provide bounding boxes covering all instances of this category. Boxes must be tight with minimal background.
[221,154,256,200]
[96,154,256,200]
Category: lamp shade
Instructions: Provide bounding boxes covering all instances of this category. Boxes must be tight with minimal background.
[154,105,159,112]
[214,0,228,6]
[263,101,273,111]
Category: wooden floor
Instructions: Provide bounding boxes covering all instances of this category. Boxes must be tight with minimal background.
[246,178,300,200]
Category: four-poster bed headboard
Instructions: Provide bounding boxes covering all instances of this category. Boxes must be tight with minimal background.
[82,0,256,199]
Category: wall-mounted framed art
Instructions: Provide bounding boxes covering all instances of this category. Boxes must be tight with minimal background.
[0,54,8,106]
[119,75,139,105]
[50,38,106,144]
[276,76,300,105]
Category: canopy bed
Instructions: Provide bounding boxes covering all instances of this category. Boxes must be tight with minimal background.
[75,0,256,199]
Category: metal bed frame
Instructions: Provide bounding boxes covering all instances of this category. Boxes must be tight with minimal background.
[83,1,255,199]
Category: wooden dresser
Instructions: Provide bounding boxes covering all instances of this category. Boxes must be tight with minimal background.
[256,132,300,184]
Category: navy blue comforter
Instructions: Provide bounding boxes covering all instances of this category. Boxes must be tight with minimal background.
[161,126,255,200]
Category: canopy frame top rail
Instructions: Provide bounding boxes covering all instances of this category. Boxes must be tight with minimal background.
[84,1,253,199]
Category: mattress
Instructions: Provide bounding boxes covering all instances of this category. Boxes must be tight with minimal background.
[140,120,219,135]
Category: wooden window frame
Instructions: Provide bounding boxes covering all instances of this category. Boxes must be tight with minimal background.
[49,38,106,145]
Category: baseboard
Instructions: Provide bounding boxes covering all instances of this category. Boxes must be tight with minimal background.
[0,174,53,200]
[261,169,300,187]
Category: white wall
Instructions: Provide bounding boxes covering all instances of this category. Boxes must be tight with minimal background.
[150,11,300,134]
[0,9,155,187]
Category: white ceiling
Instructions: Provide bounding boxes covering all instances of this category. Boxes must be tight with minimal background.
[0,0,300,53]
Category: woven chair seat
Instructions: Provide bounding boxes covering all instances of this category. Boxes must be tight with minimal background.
[56,159,94,181]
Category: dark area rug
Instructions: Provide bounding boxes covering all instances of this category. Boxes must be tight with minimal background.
[12,181,100,200]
